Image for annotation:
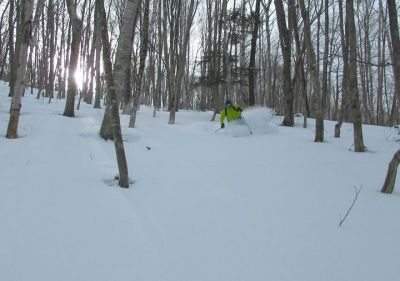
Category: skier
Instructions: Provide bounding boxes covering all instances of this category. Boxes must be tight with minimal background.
[220,100,243,128]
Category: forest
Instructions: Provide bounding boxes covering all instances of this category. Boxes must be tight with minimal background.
[1,0,400,189]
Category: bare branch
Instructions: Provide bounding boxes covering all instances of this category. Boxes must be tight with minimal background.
[339,185,362,227]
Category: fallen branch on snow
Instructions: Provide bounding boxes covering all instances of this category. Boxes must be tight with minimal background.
[339,185,362,227]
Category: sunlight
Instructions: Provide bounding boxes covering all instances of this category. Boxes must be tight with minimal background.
[74,69,84,90]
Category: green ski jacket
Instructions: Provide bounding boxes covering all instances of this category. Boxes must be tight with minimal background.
[220,105,243,124]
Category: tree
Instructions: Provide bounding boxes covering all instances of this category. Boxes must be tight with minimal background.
[299,0,324,142]
[346,0,366,152]
[164,0,199,125]
[97,0,130,188]
[381,0,400,194]
[274,0,294,127]
[93,2,102,109]
[334,0,349,138]
[7,0,16,97]
[46,0,55,102]
[129,0,151,128]
[248,0,261,106]
[387,0,400,126]
[6,0,34,138]
[100,0,140,138]
[63,0,83,117]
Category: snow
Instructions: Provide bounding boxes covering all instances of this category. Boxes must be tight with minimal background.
[1,82,400,281]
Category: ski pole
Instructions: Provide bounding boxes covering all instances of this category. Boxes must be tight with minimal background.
[241,116,253,134]
[215,128,223,133]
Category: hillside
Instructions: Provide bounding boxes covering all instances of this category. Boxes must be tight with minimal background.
[1,83,400,281]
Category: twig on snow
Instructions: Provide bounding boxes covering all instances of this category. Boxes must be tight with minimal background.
[339,185,362,227]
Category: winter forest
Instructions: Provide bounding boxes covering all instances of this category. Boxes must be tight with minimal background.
[1,0,400,188]
[2,1,400,280]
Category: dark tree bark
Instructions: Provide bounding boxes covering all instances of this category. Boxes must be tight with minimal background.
[388,0,400,125]
[63,0,83,117]
[381,0,400,194]
[299,0,324,142]
[93,2,102,109]
[46,0,55,102]
[248,0,261,106]
[334,0,349,138]
[346,0,366,152]
[7,0,16,97]
[381,149,400,194]
[274,0,294,126]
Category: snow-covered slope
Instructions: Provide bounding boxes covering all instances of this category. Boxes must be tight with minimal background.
[1,83,399,281]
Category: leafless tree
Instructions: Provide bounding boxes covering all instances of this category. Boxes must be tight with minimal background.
[381,0,400,194]
[63,0,83,117]
[274,0,294,127]
[97,0,129,188]
[6,0,34,138]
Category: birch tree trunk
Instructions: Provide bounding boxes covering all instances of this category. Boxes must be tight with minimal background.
[97,0,129,188]
[116,0,140,113]
[6,0,34,139]
[100,0,140,138]
[129,0,150,128]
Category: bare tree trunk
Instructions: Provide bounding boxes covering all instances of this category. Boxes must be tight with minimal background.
[347,0,366,152]
[381,0,400,193]
[129,0,151,128]
[335,0,349,138]
[97,0,129,188]
[321,0,329,121]
[99,0,139,137]
[47,0,55,102]
[376,0,386,125]
[7,0,16,97]
[248,0,261,106]
[63,0,82,117]
[381,149,400,194]
[299,0,324,142]
[262,0,273,108]
[6,0,34,139]
[388,0,400,125]
[274,0,294,127]
[93,2,102,109]
[116,0,140,114]
[168,0,199,124]
[153,0,163,117]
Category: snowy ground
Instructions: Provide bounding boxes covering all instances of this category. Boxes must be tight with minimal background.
[1,82,400,281]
